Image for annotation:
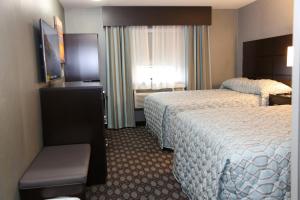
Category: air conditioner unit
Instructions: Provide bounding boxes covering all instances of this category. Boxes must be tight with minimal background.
[134,85,185,109]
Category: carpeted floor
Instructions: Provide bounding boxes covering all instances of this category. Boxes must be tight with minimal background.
[86,126,188,200]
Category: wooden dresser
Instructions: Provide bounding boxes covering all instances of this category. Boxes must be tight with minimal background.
[40,82,107,185]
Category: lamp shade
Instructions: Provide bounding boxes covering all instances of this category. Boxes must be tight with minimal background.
[287,46,294,67]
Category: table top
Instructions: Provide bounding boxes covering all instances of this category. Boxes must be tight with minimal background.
[41,81,103,91]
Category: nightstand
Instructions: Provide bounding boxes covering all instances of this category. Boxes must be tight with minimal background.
[269,93,292,106]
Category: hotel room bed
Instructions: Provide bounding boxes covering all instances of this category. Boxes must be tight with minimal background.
[172,105,291,200]
[144,89,262,149]
[144,78,291,149]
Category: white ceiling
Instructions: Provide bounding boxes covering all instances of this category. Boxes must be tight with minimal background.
[59,0,257,9]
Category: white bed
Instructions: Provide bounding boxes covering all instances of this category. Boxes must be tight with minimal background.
[144,78,291,149]
[172,105,291,199]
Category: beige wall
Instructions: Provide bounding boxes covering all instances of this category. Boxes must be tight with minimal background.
[64,8,107,89]
[237,0,294,76]
[210,9,238,88]
[0,1,64,199]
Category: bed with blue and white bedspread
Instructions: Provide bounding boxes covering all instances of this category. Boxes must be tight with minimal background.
[172,105,291,200]
[144,78,292,149]
[144,89,262,149]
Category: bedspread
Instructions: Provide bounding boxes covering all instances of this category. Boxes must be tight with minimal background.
[144,89,263,149]
[172,105,291,200]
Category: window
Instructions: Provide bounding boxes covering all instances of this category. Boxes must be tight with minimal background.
[129,26,186,90]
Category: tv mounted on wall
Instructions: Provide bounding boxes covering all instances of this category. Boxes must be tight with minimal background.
[40,19,62,82]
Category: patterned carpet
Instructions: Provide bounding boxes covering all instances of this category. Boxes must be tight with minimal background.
[86,127,187,200]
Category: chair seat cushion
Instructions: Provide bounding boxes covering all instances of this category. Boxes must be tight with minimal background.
[19,144,90,189]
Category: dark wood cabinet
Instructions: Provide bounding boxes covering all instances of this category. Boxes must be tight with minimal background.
[40,82,107,185]
[269,94,292,106]
[64,34,100,82]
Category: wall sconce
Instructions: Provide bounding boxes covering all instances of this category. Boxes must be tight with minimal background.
[287,46,294,67]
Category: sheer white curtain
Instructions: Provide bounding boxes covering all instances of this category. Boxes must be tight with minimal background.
[129,26,186,90]
[151,26,185,89]
[129,26,151,89]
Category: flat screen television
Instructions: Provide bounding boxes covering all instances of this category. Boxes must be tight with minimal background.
[40,19,61,82]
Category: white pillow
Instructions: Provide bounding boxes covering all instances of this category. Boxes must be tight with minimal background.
[255,79,292,97]
[220,77,257,94]
[221,78,292,97]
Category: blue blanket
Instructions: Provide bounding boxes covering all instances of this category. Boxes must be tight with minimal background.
[172,106,291,199]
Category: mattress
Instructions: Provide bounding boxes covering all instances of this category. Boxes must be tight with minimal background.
[144,89,264,149]
[172,105,291,200]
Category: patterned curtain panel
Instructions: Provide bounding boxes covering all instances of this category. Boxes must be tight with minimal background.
[105,27,136,129]
[185,26,212,90]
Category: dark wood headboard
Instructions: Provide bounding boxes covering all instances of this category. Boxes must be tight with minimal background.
[243,34,292,86]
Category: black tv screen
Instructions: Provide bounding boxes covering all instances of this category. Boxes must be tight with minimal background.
[40,19,61,81]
